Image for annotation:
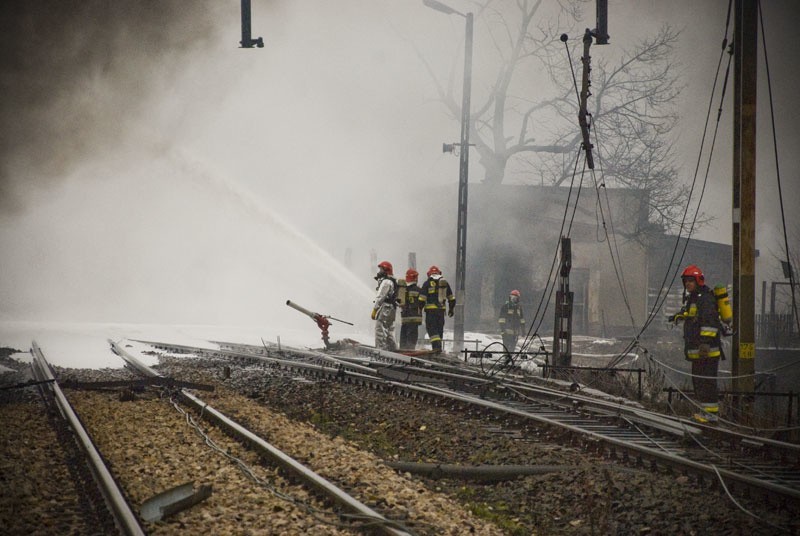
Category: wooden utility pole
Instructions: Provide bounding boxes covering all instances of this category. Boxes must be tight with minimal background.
[732,0,757,415]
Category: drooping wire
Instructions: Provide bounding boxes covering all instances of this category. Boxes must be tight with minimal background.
[640,3,735,335]
[608,0,800,426]
[757,0,800,334]
[604,5,736,371]
[516,32,598,354]
[543,3,738,403]
[588,137,637,330]
[523,165,586,351]
[484,1,798,435]
[515,32,650,386]
[518,149,585,352]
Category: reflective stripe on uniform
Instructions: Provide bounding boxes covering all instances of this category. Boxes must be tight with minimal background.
[686,347,721,359]
[702,403,719,413]
[700,326,719,337]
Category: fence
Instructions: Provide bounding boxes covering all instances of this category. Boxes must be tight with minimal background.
[755,313,799,348]
[540,364,646,400]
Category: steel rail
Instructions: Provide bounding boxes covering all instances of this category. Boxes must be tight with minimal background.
[150,338,800,456]
[109,340,412,536]
[354,344,472,374]
[136,339,379,377]
[30,341,146,536]
[152,338,800,454]
[348,345,800,458]
[394,381,800,502]
[502,377,800,454]
[348,356,800,495]
[133,338,800,503]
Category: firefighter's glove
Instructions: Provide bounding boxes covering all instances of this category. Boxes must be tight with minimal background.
[721,324,734,337]
[698,343,710,358]
[448,308,454,318]
[667,313,683,324]
[371,308,378,320]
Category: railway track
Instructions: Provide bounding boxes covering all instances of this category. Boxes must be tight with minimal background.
[0,346,131,535]
[10,335,795,533]
[30,342,146,536]
[4,341,504,535]
[138,337,800,511]
[108,340,418,536]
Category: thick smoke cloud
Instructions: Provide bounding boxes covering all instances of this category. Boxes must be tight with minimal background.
[0,0,797,328]
[0,1,221,213]
[0,1,378,328]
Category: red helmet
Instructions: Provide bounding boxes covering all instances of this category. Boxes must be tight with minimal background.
[378,261,393,276]
[510,290,521,297]
[681,264,704,286]
[405,268,418,282]
[427,265,441,277]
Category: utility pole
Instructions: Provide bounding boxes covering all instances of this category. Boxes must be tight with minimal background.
[731,0,757,417]
[452,13,473,354]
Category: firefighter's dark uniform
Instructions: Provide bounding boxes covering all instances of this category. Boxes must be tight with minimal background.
[398,279,423,350]
[681,283,724,419]
[418,275,455,353]
[498,300,525,353]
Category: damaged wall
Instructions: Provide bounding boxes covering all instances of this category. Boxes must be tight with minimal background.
[464,184,651,337]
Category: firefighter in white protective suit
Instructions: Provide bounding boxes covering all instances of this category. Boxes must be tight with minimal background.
[371,261,398,351]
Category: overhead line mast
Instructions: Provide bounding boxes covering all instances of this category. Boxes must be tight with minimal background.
[551,1,609,375]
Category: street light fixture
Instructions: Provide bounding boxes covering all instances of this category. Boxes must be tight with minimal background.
[423,0,461,16]
[239,0,264,48]
[423,0,473,354]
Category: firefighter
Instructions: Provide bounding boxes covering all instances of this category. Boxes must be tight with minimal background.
[498,290,526,355]
[398,268,423,350]
[418,265,455,354]
[371,261,398,351]
[670,264,724,423]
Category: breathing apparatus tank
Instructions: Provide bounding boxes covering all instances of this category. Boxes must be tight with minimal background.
[714,284,734,335]
[397,279,408,307]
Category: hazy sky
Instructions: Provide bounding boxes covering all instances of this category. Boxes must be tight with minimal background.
[1,0,797,326]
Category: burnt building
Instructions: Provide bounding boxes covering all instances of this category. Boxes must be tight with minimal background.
[464,183,652,337]
[406,182,733,339]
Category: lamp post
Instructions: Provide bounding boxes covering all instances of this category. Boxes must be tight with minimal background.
[423,0,473,354]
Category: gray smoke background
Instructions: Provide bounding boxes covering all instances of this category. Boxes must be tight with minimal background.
[1,0,797,328]
[1,1,220,209]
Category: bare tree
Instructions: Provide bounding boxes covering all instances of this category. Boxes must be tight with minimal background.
[424,1,700,235]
